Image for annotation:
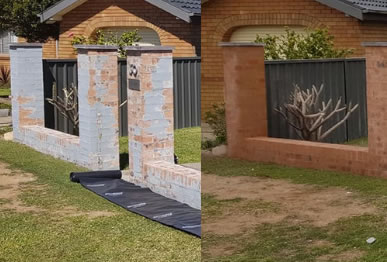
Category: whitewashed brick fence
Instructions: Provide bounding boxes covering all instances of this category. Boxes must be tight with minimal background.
[9,43,200,209]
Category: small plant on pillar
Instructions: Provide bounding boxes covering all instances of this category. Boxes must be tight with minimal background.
[276,84,359,142]
[46,83,79,135]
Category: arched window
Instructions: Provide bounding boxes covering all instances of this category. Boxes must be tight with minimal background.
[230,25,306,43]
[99,27,161,46]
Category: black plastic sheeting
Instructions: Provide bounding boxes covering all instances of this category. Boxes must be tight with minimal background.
[70,171,201,237]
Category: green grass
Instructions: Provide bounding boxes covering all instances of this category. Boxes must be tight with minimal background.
[0,103,11,110]
[0,88,10,97]
[202,156,387,261]
[345,137,368,147]
[174,127,201,164]
[0,140,200,262]
[119,127,201,169]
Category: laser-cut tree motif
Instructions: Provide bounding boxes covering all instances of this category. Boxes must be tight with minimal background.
[46,83,79,134]
[276,84,359,142]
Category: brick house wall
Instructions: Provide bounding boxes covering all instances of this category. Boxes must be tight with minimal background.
[42,0,200,58]
[0,55,10,68]
[201,0,387,116]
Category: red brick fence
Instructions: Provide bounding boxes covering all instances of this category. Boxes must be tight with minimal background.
[220,42,387,178]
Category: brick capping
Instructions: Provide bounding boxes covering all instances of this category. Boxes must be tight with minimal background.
[124,46,175,51]
[9,43,44,48]
[73,45,119,50]
[362,42,387,47]
[218,42,265,47]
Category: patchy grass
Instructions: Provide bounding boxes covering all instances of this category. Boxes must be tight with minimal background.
[202,156,387,197]
[345,137,368,147]
[119,127,201,169]
[0,140,200,262]
[0,88,10,97]
[202,156,387,261]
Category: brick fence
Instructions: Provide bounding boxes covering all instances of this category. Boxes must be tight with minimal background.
[220,42,387,178]
[10,43,200,208]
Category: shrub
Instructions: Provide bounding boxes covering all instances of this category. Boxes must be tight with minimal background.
[255,28,354,60]
[201,139,223,150]
[204,103,227,144]
[0,103,11,110]
[71,29,142,57]
[0,66,10,86]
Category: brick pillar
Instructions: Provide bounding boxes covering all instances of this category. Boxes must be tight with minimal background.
[126,46,174,185]
[9,43,45,140]
[363,42,387,176]
[76,45,120,170]
[219,42,267,158]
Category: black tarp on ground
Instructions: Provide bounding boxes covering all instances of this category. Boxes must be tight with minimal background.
[70,171,201,237]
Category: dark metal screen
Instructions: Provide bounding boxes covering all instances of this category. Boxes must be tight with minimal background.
[265,58,367,143]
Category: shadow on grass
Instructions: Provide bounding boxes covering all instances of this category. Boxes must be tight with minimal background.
[120,153,129,170]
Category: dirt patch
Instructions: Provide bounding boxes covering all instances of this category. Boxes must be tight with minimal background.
[206,242,238,258]
[317,249,365,261]
[0,161,116,218]
[0,162,14,175]
[203,174,377,235]
[308,239,334,248]
[0,163,42,213]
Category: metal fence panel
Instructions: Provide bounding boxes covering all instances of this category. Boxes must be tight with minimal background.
[43,59,78,135]
[173,57,201,129]
[118,59,128,136]
[344,59,368,141]
[265,58,367,143]
[43,57,201,137]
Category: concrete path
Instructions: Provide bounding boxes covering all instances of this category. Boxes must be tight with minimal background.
[0,116,11,127]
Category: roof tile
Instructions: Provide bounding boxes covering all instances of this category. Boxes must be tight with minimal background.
[346,0,387,12]
[161,0,201,14]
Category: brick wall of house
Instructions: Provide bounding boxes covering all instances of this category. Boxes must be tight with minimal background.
[42,0,199,58]
[0,55,10,68]
[202,0,387,116]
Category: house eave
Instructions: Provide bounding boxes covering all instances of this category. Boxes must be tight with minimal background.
[40,0,196,24]
[40,0,88,22]
[315,0,365,20]
[144,0,193,22]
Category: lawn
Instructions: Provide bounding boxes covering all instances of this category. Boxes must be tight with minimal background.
[0,134,201,261]
[202,156,387,262]
[119,127,201,169]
